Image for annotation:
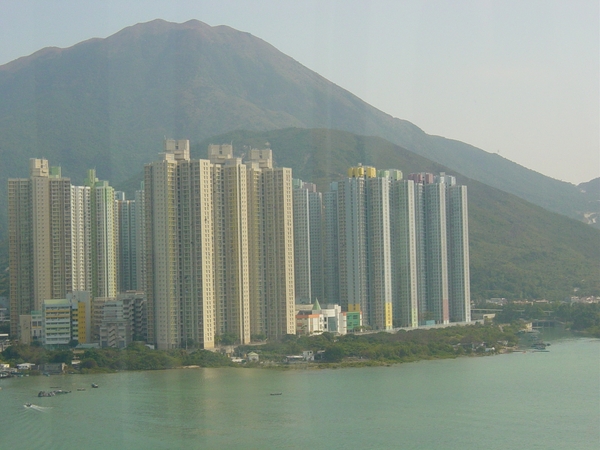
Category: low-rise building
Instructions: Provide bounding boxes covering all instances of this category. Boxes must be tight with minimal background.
[16,362,35,370]
[295,300,358,335]
[98,292,147,348]
[40,363,67,374]
[43,299,73,346]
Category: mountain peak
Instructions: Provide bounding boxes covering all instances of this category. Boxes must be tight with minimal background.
[0,18,594,229]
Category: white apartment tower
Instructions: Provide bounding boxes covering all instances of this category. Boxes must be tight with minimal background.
[71,185,92,292]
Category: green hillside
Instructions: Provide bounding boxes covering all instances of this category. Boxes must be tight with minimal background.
[0,19,595,245]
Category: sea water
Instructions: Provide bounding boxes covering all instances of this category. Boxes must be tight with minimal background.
[1,334,598,449]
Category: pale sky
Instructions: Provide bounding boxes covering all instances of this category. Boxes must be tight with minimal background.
[1,0,598,184]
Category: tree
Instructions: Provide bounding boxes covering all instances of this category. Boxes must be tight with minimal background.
[80,359,97,369]
[219,333,238,346]
[323,345,344,362]
[50,350,72,364]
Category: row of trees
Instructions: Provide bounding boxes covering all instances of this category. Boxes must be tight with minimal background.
[0,342,235,371]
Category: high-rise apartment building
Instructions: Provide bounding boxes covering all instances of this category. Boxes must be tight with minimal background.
[331,166,396,330]
[337,168,369,319]
[326,166,470,330]
[387,171,420,328]
[246,149,296,339]
[144,140,215,349]
[366,173,393,330]
[8,159,72,338]
[407,172,471,325]
[424,181,450,324]
[71,185,92,293]
[323,184,340,304]
[447,184,471,323]
[209,144,251,345]
[134,183,146,293]
[81,170,118,299]
[115,192,137,292]
[259,163,296,338]
[292,179,323,305]
[292,180,311,304]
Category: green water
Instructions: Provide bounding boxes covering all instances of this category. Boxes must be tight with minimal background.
[1,336,598,449]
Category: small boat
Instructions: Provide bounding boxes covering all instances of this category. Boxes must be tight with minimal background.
[91,383,99,388]
[54,389,71,394]
[24,403,33,408]
[270,392,282,396]
[77,388,86,391]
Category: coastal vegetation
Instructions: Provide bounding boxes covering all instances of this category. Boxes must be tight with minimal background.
[0,324,519,372]
[0,342,235,372]
[239,323,519,366]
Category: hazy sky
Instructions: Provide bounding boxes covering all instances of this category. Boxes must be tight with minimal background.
[1,0,598,184]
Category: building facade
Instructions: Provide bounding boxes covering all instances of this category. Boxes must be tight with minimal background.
[8,159,73,339]
[144,140,215,350]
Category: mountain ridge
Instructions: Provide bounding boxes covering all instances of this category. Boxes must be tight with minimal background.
[0,19,591,230]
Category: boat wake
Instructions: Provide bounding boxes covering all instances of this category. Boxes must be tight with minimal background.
[24,404,52,412]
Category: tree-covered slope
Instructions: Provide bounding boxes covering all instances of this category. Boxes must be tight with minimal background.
[0,19,594,243]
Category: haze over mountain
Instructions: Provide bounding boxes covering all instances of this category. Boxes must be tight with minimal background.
[0,19,595,238]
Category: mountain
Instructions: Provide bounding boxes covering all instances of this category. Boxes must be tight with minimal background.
[0,18,595,242]
[578,178,600,227]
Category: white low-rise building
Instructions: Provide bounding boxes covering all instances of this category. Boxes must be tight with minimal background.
[295,300,349,335]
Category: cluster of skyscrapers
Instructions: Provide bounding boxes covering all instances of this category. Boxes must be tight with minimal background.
[314,168,471,329]
[8,139,470,350]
